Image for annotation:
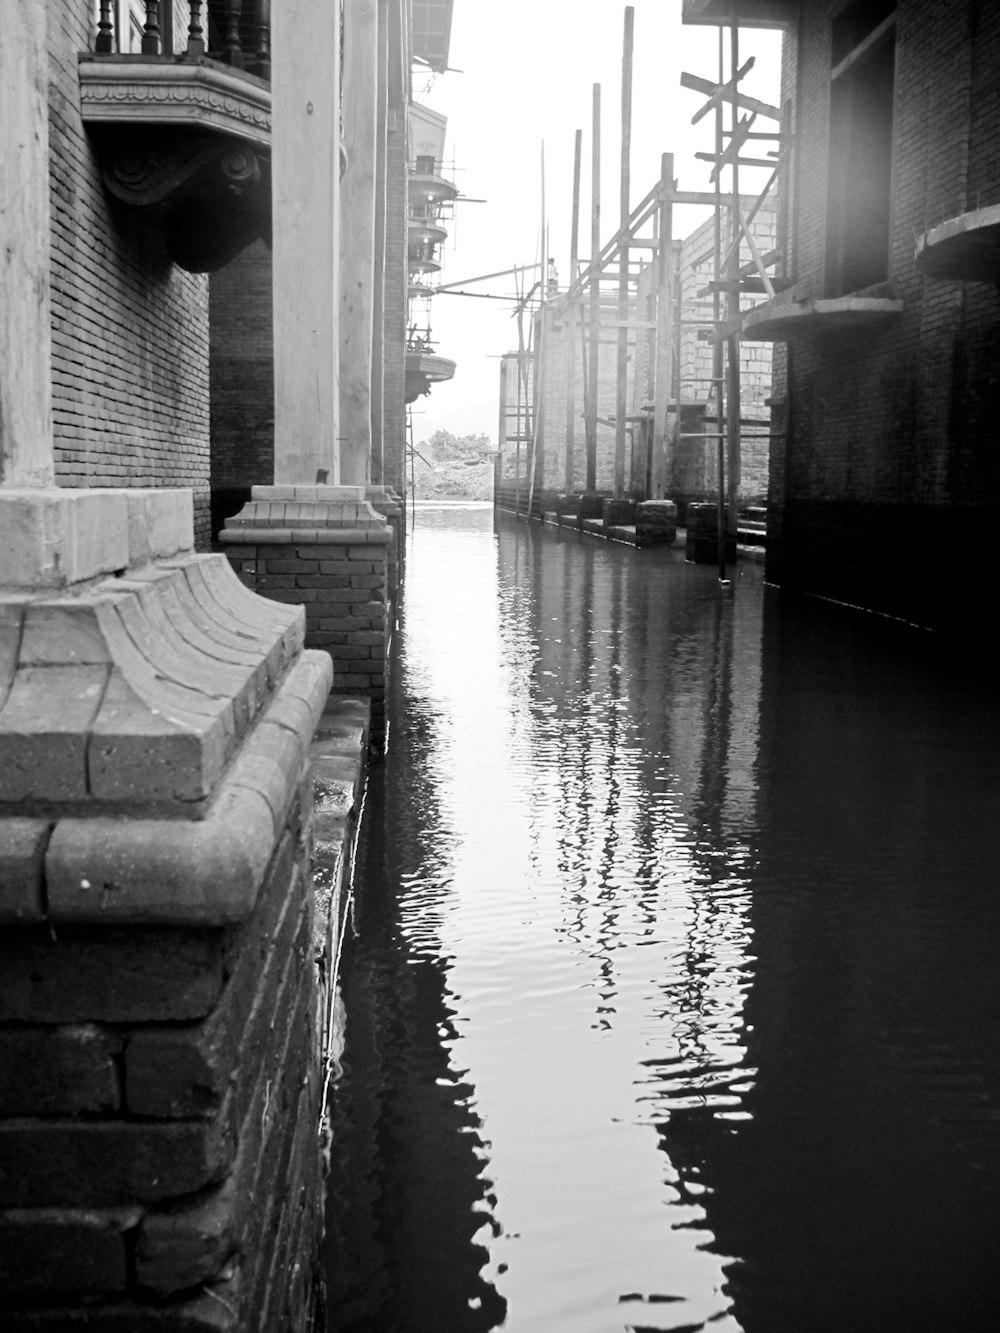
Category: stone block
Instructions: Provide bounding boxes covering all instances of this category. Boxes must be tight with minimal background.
[125,490,194,567]
[0,490,129,590]
[0,664,108,802]
[0,819,49,923]
[0,1208,137,1294]
[0,1108,235,1207]
[0,1025,121,1115]
[0,927,224,1023]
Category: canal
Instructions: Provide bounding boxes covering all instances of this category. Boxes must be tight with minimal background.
[323,504,1000,1333]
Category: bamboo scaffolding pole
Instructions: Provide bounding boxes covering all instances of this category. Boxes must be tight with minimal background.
[725,9,742,551]
[566,128,582,492]
[615,6,634,498]
[586,83,601,491]
[652,152,674,499]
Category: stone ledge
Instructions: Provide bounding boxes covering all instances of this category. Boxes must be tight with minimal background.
[39,649,332,924]
[220,527,392,545]
[0,556,305,819]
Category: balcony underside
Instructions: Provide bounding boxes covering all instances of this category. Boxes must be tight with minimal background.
[741,296,903,341]
[915,205,1000,283]
[79,57,271,272]
[682,0,798,28]
[405,352,456,403]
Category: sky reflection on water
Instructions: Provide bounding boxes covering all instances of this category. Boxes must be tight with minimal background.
[325,505,1000,1333]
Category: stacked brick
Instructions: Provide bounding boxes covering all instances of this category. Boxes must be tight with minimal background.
[0,818,322,1331]
[765,0,1000,632]
[0,490,335,1328]
[48,3,212,548]
[221,489,392,742]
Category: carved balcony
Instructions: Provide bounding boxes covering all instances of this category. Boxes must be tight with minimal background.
[79,1,273,272]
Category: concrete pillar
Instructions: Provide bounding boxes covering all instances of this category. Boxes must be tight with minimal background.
[0,4,53,489]
[339,0,379,486]
[271,0,341,483]
[383,0,411,497]
[370,0,390,486]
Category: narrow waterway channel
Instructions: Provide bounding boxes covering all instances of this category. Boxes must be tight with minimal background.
[323,504,1000,1333]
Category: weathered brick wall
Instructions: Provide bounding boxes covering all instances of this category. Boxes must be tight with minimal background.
[769,0,1000,632]
[0,788,322,1331]
[48,2,212,547]
[210,242,276,541]
[227,538,390,738]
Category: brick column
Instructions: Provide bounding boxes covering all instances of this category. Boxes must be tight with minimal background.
[221,486,391,746]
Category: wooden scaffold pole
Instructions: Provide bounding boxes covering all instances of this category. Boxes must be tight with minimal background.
[586,83,601,492]
[615,6,634,499]
[566,128,582,493]
[652,152,674,500]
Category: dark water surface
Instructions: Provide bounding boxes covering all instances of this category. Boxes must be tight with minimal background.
[324,504,1000,1333]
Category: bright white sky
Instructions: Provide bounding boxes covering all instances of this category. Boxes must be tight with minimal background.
[411,1,783,446]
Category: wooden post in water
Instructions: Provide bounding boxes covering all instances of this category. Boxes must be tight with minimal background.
[566,129,582,494]
[615,6,634,499]
[586,84,600,493]
[652,152,674,500]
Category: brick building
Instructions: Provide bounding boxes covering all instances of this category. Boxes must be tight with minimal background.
[685,0,1000,632]
[0,0,452,1326]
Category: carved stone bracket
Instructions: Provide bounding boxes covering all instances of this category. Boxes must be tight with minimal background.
[79,57,272,271]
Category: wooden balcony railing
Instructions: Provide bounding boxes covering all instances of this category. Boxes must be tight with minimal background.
[92,1,270,81]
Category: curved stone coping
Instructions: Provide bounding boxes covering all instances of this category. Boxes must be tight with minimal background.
[915,204,1000,282]
[219,527,392,545]
[78,57,271,150]
[37,650,332,925]
[404,352,457,382]
[741,296,904,341]
[0,556,304,818]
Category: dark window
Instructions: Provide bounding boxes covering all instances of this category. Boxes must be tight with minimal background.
[825,6,896,296]
[415,155,436,175]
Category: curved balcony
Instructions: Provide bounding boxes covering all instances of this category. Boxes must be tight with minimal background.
[915,204,1000,283]
[408,172,459,209]
[79,2,273,272]
[742,294,904,341]
[405,351,456,403]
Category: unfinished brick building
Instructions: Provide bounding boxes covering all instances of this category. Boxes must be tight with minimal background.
[685,0,1000,632]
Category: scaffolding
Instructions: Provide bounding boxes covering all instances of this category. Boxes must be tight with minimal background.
[506,5,789,576]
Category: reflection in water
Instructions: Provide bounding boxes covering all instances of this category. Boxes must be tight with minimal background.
[325,505,1000,1333]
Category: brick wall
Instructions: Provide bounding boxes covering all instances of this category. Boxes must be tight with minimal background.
[0,776,322,1331]
[227,538,390,740]
[48,1,212,548]
[210,242,276,541]
[769,0,1000,633]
